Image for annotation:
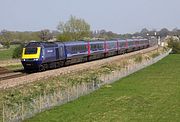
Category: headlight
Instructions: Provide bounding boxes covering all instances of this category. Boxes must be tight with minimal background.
[33,59,39,61]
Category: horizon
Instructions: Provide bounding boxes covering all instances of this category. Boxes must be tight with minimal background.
[0,0,180,34]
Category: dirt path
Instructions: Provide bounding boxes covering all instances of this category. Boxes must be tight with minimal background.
[0,46,158,89]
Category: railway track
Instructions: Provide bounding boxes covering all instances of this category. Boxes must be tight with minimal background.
[0,67,12,75]
[0,67,26,81]
[0,46,159,89]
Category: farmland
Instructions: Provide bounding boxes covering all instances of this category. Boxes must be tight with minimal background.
[26,54,180,122]
[0,45,17,60]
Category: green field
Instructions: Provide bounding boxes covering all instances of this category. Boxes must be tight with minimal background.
[24,54,179,122]
[0,45,18,60]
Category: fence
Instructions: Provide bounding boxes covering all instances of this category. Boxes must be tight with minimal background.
[2,49,172,122]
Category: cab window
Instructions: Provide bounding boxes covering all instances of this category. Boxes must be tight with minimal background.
[25,48,37,54]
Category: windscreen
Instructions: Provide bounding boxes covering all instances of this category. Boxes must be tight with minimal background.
[25,48,37,54]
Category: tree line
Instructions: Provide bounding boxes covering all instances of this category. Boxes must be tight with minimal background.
[1,15,180,47]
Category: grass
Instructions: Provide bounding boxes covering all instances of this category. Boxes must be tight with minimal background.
[25,54,180,122]
[0,45,18,60]
[4,64,23,71]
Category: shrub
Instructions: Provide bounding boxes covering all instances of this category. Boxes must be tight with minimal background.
[167,37,180,54]
[3,41,10,48]
[134,55,143,63]
[151,52,160,58]
[12,44,24,59]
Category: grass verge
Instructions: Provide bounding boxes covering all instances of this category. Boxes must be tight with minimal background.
[0,47,167,121]
[25,54,180,122]
[4,64,23,71]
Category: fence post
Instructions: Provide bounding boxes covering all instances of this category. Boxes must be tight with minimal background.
[98,78,101,88]
[104,75,106,84]
[39,93,42,112]
[76,85,79,98]
[67,88,69,102]
[113,71,115,81]
[21,102,24,121]
[53,90,58,105]
[3,103,5,122]
[85,83,87,93]
[103,75,105,84]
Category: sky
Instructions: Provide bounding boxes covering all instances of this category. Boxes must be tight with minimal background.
[0,0,180,34]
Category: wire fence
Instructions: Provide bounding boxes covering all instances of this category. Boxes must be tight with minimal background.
[2,49,172,122]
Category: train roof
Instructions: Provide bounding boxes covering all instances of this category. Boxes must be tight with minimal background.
[63,41,87,45]
[25,38,148,48]
[25,42,58,48]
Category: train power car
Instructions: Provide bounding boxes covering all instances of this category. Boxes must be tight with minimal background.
[21,42,65,71]
[21,38,150,71]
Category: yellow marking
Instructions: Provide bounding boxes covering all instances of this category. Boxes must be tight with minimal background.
[22,47,41,59]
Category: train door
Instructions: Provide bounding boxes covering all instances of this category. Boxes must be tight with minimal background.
[56,48,60,60]
[59,46,65,59]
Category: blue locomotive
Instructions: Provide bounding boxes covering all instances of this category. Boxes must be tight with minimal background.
[21,39,149,71]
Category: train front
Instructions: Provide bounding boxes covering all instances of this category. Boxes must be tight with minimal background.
[21,42,43,71]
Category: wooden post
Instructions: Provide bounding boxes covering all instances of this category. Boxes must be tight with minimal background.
[39,94,42,112]
[67,88,69,102]
[3,103,5,122]
[76,85,78,98]
[21,102,24,121]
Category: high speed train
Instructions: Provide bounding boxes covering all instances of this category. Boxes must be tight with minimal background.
[21,39,149,71]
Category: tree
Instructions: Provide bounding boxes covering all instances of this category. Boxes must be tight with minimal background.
[172,28,180,37]
[159,28,169,37]
[12,44,24,58]
[39,29,53,41]
[139,28,150,37]
[167,37,180,54]
[91,29,120,40]
[57,15,91,41]
[140,28,149,34]
[0,30,12,48]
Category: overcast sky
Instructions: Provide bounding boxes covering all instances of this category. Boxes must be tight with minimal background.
[0,0,179,34]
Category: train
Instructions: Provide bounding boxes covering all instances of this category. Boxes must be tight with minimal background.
[21,39,150,71]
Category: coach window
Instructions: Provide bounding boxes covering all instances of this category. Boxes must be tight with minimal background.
[91,44,94,51]
[77,45,81,53]
[82,45,86,52]
[71,46,73,54]
[109,43,111,49]
[97,44,100,50]
[98,44,102,50]
[95,44,97,50]
[120,42,122,47]
[98,44,100,50]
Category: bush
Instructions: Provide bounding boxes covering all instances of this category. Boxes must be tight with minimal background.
[167,37,180,54]
[12,44,24,59]
[3,41,10,48]
[151,52,160,58]
[134,55,143,63]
